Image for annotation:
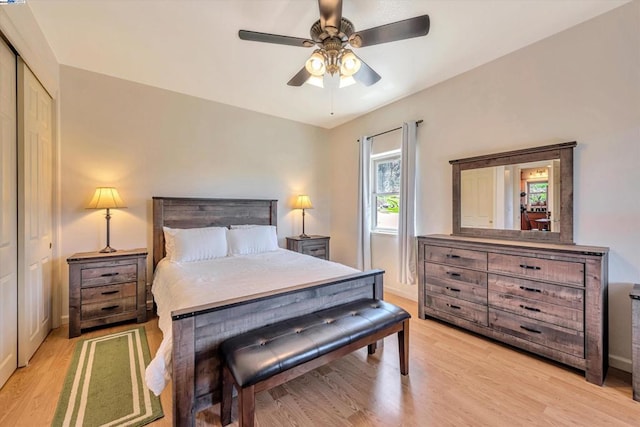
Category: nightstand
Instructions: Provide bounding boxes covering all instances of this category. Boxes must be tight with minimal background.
[67,248,148,338]
[286,235,330,260]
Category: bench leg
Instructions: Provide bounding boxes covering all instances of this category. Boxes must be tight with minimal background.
[367,342,377,354]
[238,385,256,427]
[398,319,409,375]
[221,365,234,426]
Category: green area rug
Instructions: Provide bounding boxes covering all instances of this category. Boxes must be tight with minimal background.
[52,327,163,427]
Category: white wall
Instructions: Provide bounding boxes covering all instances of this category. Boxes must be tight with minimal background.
[58,65,330,322]
[328,2,640,371]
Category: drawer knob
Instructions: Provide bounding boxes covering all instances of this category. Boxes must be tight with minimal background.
[445,286,461,293]
[446,254,461,259]
[446,272,461,278]
[519,286,542,293]
[101,305,120,311]
[520,325,542,334]
[519,264,541,271]
[519,304,541,313]
[446,303,461,310]
[101,290,119,295]
[101,272,120,277]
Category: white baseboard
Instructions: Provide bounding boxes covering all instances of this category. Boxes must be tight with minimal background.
[609,354,632,373]
[60,314,69,325]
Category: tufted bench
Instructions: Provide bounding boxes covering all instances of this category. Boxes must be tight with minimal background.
[219,298,410,426]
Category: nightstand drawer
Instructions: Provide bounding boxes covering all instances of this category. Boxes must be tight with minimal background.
[81,264,137,287]
[81,282,137,304]
[81,297,137,321]
[303,244,327,258]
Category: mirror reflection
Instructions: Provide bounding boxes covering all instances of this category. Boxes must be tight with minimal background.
[460,159,561,233]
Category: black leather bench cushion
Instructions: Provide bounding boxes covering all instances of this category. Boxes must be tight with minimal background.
[220,299,410,387]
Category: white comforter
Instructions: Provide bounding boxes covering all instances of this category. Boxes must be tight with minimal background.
[145,249,359,395]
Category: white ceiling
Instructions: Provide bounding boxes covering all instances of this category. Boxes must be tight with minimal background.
[28,0,628,129]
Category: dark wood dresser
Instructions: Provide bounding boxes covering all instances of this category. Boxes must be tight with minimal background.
[418,234,608,385]
[68,248,147,337]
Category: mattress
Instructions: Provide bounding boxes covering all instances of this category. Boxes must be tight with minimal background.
[144,248,359,395]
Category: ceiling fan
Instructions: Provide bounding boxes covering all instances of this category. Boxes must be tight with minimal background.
[238,0,430,88]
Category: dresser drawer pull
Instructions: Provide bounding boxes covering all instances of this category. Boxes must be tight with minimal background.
[446,272,461,278]
[101,290,119,295]
[445,286,461,293]
[446,254,461,259]
[519,304,541,312]
[100,272,120,277]
[101,305,120,311]
[520,325,542,334]
[446,303,461,310]
[519,286,542,293]
[519,264,541,270]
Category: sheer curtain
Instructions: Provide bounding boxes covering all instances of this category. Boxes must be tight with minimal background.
[398,121,418,284]
[356,136,372,271]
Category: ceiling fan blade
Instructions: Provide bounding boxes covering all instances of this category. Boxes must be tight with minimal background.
[351,15,430,48]
[352,56,381,87]
[287,67,312,86]
[239,30,314,47]
[318,0,342,36]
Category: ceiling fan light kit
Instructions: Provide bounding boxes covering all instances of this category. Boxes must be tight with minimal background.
[239,0,430,89]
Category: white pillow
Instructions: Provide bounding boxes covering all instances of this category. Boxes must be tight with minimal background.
[229,224,260,229]
[227,225,278,255]
[163,226,228,262]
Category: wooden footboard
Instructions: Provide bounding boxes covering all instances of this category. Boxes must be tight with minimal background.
[171,270,384,427]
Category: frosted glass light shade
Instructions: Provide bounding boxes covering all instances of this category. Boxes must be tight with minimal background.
[293,195,313,210]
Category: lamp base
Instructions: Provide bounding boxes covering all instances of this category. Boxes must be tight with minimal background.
[99,245,117,253]
[299,233,310,239]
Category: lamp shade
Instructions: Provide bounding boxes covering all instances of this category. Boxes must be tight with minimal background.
[86,187,126,209]
[293,195,313,210]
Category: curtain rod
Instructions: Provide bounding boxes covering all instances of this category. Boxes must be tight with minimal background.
[358,119,423,141]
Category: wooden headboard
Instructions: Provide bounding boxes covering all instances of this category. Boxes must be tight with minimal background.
[152,197,278,269]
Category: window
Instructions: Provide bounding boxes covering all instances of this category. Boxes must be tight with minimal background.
[372,150,401,232]
[527,181,548,207]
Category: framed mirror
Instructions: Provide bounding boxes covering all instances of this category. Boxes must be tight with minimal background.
[451,142,575,244]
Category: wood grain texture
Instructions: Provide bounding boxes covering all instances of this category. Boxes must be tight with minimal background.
[418,234,608,384]
[2,294,640,426]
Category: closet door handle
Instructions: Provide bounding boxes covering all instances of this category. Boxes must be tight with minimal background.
[519,286,542,293]
[519,264,541,270]
[519,304,541,313]
[520,325,542,334]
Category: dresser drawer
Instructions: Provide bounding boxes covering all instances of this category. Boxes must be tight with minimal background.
[81,297,137,321]
[426,293,487,326]
[488,253,584,286]
[488,274,583,310]
[81,264,137,287]
[488,290,583,331]
[425,263,487,305]
[425,246,487,270]
[489,308,584,357]
[303,243,327,258]
[81,282,137,304]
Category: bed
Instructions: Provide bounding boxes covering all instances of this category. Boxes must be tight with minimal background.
[149,197,385,426]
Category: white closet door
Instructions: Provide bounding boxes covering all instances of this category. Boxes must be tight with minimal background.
[0,38,17,387]
[17,60,52,366]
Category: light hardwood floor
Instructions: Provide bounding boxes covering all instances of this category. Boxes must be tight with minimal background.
[1,293,638,426]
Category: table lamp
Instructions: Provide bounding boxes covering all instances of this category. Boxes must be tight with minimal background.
[86,187,127,253]
[293,195,313,238]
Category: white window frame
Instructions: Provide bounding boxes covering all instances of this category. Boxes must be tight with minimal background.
[371,149,401,234]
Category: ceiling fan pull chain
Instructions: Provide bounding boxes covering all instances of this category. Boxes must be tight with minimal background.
[330,87,334,116]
